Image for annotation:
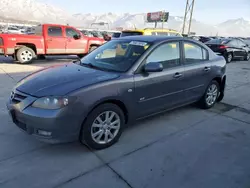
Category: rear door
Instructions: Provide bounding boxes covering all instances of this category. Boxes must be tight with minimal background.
[182,41,213,102]
[65,27,87,54]
[45,26,66,54]
[134,41,186,118]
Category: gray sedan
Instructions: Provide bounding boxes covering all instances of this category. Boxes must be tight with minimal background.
[7,36,227,150]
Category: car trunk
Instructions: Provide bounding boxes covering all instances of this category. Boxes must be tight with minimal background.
[206,44,222,52]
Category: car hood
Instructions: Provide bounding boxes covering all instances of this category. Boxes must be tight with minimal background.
[15,63,119,97]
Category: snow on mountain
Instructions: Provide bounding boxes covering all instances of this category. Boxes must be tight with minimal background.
[0,0,249,37]
[0,0,73,24]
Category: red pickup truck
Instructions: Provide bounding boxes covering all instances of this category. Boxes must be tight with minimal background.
[0,24,105,64]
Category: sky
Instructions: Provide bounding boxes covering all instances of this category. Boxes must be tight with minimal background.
[39,0,250,24]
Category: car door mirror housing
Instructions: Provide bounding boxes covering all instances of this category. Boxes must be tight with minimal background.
[73,34,81,40]
[144,62,163,73]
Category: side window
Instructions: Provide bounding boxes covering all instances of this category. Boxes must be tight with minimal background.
[48,27,62,37]
[237,40,246,47]
[66,28,80,37]
[184,42,207,64]
[229,40,238,47]
[146,42,180,69]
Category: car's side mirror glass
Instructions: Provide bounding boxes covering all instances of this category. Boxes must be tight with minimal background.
[144,62,163,73]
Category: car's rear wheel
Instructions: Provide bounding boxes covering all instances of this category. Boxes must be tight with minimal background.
[16,47,35,64]
[244,52,250,61]
[198,80,220,109]
[80,103,125,150]
[226,53,233,63]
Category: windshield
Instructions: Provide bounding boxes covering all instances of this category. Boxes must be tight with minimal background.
[205,39,230,44]
[120,31,143,37]
[80,40,151,72]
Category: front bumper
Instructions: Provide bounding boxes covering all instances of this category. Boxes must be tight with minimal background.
[6,90,83,143]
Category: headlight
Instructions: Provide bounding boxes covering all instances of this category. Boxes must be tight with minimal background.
[32,96,75,110]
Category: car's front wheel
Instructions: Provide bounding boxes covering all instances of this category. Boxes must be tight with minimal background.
[80,103,125,150]
[198,80,220,109]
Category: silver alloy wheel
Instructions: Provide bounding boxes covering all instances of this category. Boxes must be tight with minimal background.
[91,111,121,144]
[227,54,232,62]
[247,53,250,61]
[206,84,218,106]
[20,50,32,62]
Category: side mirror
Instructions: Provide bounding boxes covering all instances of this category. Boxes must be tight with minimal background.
[73,34,81,40]
[144,62,163,73]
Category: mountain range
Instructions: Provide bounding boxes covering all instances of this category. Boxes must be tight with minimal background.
[0,0,249,37]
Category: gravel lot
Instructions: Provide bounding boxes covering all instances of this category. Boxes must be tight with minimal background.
[0,56,250,188]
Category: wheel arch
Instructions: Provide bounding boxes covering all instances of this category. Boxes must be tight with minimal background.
[83,98,129,126]
[15,43,37,54]
[212,76,226,102]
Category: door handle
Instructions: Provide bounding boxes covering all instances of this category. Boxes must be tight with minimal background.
[173,72,183,79]
[203,67,211,72]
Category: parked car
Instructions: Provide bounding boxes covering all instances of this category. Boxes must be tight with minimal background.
[205,38,250,63]
[111,32,121,38]
[120,28,182,37]
[0,24,105,64]
[7,36,226,150]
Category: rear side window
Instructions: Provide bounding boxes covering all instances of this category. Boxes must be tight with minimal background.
[184,42,208,64]
[228,40,237,47]
[48,27,63,37]
[206,39,230,44]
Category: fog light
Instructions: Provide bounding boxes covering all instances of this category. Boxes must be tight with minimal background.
[37,130,52,136]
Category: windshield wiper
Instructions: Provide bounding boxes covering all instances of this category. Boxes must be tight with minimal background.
[80,62,105,71]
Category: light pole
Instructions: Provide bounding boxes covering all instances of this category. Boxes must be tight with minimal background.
[182,0,195,35]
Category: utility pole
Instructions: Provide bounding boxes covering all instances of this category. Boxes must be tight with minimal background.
[182,0,195,36]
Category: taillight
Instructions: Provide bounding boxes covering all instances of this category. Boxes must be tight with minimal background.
[219,45,228,49]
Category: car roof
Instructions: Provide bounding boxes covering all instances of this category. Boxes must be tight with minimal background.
[114,35,183,43]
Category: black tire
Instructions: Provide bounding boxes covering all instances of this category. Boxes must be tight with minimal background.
[244,52,250,61]
[37,55,46,60]
[198,80,220,109]
[16,47,35,64]
[80,103,125,150]
[77,54,85,59]
[225,53,233,63]
[89,46,98,53]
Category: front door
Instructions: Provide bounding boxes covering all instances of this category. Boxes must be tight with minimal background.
[134,41,186,118]
[182,41,213,102]
[46,26,66,54]
[65,27,88,54]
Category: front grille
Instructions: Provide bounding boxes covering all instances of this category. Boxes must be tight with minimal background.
[11,90,27,104]
[0,37,3,46]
